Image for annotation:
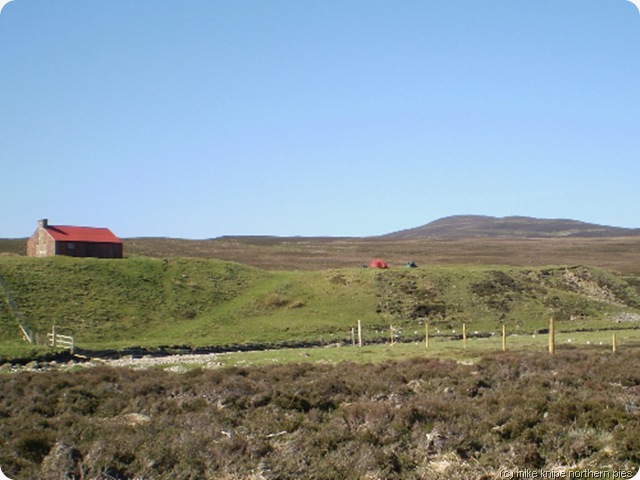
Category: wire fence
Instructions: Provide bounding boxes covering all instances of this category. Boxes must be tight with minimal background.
[0,274,34,344]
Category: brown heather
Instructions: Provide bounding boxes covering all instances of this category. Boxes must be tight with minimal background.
[4,235,640,274]
[1,349,639,479]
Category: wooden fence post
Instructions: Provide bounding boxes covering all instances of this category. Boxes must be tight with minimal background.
[425,322,429,349]
[52,325,57,349]
[502,325,507,352]
[549,317,555,355]
[351,327,355,346]
[612,333,617,353]
[462,323,467,349]
[357,319,362,347]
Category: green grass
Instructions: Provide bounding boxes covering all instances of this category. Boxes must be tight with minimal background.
[200,327,640,369]
[1,256,640,358]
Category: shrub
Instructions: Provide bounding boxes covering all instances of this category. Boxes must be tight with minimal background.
[13,431,54,463]
[1,351,640,478]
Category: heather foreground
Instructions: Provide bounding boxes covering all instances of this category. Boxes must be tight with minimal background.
[1,349,639,479]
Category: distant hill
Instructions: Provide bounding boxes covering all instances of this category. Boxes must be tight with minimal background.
[3,215,640,273]
[382,215,640,239]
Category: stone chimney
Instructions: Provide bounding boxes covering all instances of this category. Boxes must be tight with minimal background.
[38,218,48,229]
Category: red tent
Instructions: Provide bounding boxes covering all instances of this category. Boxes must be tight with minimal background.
[369,258,388,269]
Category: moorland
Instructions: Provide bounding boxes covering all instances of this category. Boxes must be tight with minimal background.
[1,216,640,479]
[1,351,639,479]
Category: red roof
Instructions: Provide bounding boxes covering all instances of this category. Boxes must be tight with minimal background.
[45,225,122,244]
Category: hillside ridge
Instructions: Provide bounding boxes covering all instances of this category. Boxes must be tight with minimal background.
[2,256,640,356]
[381,215,640,239]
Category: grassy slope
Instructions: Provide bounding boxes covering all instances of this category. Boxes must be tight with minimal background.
[2,256,640,357]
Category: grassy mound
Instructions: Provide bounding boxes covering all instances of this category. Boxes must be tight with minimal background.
[1,257,640,356]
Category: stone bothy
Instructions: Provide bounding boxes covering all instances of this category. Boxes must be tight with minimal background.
[26,219,123,258]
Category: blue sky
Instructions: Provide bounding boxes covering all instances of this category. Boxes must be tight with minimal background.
[1,1,639,238]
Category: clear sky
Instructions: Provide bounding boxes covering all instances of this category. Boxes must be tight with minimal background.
[1,1,639,239]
